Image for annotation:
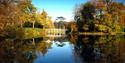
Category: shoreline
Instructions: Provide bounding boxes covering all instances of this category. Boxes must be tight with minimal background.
[78,32,125,35]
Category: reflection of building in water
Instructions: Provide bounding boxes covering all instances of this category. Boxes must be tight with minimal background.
[54,37,67,47]
[72,35,125,63]
[55,41,65,47]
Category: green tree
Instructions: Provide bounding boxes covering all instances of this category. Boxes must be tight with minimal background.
[56,16,66,21]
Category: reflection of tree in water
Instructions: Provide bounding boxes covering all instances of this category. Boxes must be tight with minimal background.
[0,39,36,63]
[70,35,125,63]
[68,34,78,44]
[0,37,51,63]
[74,35,97,63]
[36,41,52,55]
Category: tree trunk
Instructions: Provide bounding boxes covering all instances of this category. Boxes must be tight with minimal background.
[32,38,35,45]
[20,20,23,28]
[32,21,35,28]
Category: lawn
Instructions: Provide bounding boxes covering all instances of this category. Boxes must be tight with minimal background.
[24,28,45,39]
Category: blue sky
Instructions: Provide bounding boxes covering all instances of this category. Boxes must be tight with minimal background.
[32,0,89,21]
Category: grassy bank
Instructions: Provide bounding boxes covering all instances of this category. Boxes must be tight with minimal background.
[24,28,45,39]
[79,32,125,35]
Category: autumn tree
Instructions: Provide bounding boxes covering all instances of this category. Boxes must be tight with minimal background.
[66,21,77,34]
[18,0,37,28]
[0,0,20,27]
[0,0,23,37]
[46,16,55,28]
[74,2,96,32]
[93,0,125,32]
[75,0,125,33]
[38,10,54,28]
[0,0,38,37]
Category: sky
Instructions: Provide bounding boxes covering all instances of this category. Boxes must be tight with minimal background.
[32,0,89,21]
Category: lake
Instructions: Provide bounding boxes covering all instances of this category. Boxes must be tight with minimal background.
[0,35,125,63]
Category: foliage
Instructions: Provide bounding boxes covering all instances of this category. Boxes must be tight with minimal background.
[75,2,95,32]
[56,16,66,21]
[54,16,66,29]
[74,0,125,33]
[0,0,54,38]
[0,0,37,38]
[66,21,77,34]
[36,10,54,28]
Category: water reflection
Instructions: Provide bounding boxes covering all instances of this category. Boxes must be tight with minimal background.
[74,35,96,63]
[0,35,125,63]
[0,39,36,63]
[69,35,125,63]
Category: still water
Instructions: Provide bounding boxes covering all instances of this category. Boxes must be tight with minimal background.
[0,35,125,63]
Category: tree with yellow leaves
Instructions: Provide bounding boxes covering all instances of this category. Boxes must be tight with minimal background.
[38,10,54,28]
[18,1,37,28]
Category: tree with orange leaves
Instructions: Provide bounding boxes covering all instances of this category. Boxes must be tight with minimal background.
[75,0,125,32]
